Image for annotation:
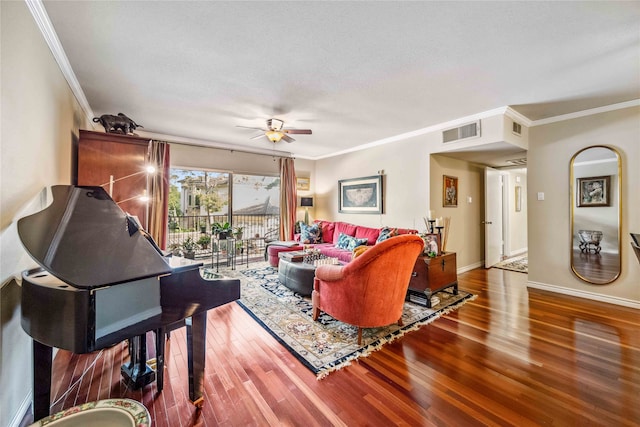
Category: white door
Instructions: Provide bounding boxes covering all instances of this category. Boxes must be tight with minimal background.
[484,167,503,268]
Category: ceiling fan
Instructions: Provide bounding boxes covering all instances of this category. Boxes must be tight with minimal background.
[237,118,312,143]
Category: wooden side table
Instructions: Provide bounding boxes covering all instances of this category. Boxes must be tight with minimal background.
[406,252,458,308]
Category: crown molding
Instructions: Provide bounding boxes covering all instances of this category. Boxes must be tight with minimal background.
[530,99,640,127]
[25,0,94,123]
[313,106,511,160]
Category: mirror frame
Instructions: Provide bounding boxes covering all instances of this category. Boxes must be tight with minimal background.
[570,145,622,284]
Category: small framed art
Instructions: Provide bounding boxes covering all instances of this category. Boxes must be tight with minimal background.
[443,175,458,207]
[421,233,441,256]
[296,177,310,191]
[577,175,610,207]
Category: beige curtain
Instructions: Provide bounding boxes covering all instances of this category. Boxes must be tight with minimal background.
[279,157,297,240]
[147,140,170,249]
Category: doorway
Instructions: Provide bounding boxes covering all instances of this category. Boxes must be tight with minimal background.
[485,167,528,268]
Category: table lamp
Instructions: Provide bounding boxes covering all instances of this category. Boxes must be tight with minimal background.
[300,197,313,225]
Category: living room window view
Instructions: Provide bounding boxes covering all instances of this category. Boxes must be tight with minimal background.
[3,2,639,427]
[167,169,280,263]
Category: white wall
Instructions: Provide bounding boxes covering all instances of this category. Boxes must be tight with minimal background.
[1,2,90,425]
[504,169,528,255]
[528,106,640,305]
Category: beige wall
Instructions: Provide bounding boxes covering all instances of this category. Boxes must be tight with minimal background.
[528,106,640,305]
[1,2,90,425]
[429,155,484,270]
[314,135,434,233]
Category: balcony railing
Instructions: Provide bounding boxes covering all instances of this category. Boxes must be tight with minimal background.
[167,214,280,262]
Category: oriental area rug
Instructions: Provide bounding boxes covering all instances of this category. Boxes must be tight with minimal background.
[493,254,528,273]
[226,264,475,379]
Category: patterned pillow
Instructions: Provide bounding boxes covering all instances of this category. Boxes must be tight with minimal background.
[335,232,367,251]
[376,226,398,243]
[300,223,322,244]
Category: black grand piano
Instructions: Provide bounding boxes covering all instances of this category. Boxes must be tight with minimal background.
[18,185,240,421]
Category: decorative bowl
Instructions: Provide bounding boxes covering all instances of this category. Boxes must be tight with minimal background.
[578,230,603,244]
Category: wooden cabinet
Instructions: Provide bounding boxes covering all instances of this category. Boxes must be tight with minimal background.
[406,252,458,308]
[76,130,151,228]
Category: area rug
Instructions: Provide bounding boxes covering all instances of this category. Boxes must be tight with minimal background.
[230,264,476,379]
[493,254,528,273]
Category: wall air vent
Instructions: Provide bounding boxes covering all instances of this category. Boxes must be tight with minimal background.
[506,158,527,166]
[442,121,480,143]
[512,121,522,136]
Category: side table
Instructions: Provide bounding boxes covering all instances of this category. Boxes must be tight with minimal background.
[406,252,458,308]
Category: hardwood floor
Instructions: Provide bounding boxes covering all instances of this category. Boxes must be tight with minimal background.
[37,267,639,426]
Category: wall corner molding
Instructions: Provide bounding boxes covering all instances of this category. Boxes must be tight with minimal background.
[25,0,94,123]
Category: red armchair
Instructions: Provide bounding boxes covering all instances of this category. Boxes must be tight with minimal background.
[312,234,424,344]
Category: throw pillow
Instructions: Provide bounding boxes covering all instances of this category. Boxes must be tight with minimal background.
[335,232,352,249]
[376,226,398,243]
[347,237,368,251]
[300,223,322,244]
[352,245,371,259]
[336,233,368,251]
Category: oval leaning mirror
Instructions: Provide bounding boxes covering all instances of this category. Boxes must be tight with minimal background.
[570,146,621,284]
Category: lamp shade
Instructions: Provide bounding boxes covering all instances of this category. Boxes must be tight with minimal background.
[300,197,314,207]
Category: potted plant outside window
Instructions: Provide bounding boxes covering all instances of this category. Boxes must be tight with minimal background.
[234,226,244,240]
[181,237,199,259]
[212,222,233,239]
[197,234,211,249]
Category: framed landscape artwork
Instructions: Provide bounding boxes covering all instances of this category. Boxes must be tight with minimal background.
[577,175,610,207]
[338,175,383,214]
[443,175,458,207]
[296,177,310,191]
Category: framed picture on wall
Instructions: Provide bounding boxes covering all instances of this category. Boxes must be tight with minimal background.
[443,175,458,207]
[296,177,310,191]
[577,175,610,207]
[515,186,522,212]
[338,175,383,214]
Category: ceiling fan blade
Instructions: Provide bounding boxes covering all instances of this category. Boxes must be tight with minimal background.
[250,133,267,140]
[283,129,312,135]
[281,133,295,143]
[236,125,266,131]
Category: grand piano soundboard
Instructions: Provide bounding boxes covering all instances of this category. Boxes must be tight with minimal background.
[18,185,240,421]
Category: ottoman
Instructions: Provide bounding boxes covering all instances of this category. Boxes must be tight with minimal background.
[267,242,303,267]
[278,259,316,296]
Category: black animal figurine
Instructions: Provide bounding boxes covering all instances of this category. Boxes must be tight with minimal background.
[93,113,143,134]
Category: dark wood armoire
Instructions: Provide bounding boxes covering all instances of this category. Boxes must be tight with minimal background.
[75,130,151,228]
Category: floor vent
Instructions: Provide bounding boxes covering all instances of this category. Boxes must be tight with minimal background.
[443,121,480,143]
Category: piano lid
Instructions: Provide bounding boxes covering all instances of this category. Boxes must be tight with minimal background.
[17,185,172,289]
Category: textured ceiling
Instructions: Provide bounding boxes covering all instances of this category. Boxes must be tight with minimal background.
[42,1,640,161]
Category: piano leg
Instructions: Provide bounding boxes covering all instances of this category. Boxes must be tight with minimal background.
[121,334,156,389]
[155,327,166,392]
[186,312,206,407]
[33,340,53,421]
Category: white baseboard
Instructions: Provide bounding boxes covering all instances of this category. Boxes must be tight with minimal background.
[509,247,527,257]
[458,261,483,274]
[9,392,32,427]
[527,280,640,309]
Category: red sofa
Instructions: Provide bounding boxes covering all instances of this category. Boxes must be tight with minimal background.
[266,220,418,267]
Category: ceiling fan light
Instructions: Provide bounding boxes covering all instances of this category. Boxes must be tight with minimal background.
[266,130,283,143]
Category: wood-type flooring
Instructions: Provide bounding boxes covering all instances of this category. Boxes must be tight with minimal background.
[31,267,640,426]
